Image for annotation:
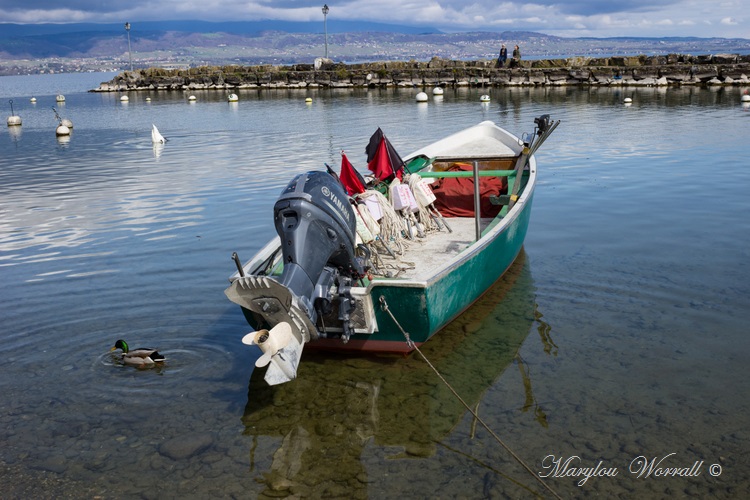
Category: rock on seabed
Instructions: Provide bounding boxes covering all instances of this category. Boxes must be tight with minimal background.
[159,433,214,460]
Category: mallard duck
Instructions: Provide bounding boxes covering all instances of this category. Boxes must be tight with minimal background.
[111,339,166,367]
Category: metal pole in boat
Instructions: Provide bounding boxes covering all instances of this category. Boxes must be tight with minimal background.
[473,161,481,241]
[231,252,245,277]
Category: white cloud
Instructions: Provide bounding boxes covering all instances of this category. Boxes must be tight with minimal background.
[0,0,748,38]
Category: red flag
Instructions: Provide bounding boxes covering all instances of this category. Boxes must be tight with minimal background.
[339,152,366,195]
[366,129,404,182]
[367,137,393,182]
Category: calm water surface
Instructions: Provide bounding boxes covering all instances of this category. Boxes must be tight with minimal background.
[1,73,749,498]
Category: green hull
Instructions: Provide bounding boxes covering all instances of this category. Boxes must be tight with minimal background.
[309,190,534,352]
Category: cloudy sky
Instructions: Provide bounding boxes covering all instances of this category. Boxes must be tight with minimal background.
[1,0,748,38]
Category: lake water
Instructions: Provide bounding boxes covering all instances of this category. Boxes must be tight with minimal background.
[1,72,749,498]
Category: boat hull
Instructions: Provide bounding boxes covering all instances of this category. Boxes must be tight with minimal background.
[306,191,534,352]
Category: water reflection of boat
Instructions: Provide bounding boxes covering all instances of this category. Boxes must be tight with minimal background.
[241,251,553,497]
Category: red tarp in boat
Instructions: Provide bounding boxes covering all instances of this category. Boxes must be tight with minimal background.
[431,163,508,218]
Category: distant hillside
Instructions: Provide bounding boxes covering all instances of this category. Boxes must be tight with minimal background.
[1,21,749,76]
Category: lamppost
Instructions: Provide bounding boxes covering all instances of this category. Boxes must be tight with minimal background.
[124,22,133,71]
[322,4,329,59]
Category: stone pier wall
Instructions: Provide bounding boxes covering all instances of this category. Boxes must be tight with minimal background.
[92,54,750,92]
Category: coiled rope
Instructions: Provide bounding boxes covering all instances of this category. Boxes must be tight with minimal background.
[379,296,562,500]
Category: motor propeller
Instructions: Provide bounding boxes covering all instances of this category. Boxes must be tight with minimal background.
[242,322,300,384]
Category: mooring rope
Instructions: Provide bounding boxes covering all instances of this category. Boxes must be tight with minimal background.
[378,296,562,500]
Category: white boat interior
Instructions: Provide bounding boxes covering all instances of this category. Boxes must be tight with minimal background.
[366,217,494,282]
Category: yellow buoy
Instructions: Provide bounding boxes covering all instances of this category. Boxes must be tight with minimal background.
[305,97,313,103]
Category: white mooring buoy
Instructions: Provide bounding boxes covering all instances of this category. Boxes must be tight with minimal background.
[228,93,239,102]
[56,94,65,103]
[433,87,444,95]
[120,95,129,102]
[7,99,21,126]
[741,93,750,103]
[188,95,197,102]
[480,94,490,102]
[416,92,428,102]
[52,107,71,134]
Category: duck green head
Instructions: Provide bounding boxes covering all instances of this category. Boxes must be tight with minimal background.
[112,339,129,353]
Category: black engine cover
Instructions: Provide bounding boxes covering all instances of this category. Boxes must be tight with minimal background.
[273,171,362,315]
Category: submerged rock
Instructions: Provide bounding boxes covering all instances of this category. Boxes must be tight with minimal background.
[158,432,214,460]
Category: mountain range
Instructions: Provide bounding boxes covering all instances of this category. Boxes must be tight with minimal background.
[1,21,749,76]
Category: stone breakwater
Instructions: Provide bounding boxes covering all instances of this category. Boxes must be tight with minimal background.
[92,53,750,92]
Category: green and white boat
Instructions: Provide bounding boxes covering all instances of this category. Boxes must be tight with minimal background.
[225,117,558,385]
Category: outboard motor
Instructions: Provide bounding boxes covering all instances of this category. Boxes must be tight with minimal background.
[273,171,365,334]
